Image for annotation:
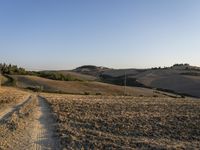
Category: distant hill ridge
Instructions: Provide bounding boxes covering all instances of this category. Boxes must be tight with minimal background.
[1,63,200,97]
[74,65,110,77]
[72,64,200,97]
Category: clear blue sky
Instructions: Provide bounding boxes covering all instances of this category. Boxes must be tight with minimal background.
[0,0,200,70]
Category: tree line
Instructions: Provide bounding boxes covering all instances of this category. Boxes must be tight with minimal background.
[0,63,81,81]
[0,63,29,75]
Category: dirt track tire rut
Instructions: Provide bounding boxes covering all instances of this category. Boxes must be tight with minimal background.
[0,95,31,121]
[0,96,60,150]
[31,97,60,150]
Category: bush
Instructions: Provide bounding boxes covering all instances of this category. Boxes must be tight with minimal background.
[96,93,102,95]
[37,71,82,82]
[26,86,44,92]
[84,92,90,95]
[0,63,29,75]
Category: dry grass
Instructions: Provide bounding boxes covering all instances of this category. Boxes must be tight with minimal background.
[0,95,37,149]
[53,70,97,81]
[11,75,167,97]
[42,93,200,149]
[0,87,29,110]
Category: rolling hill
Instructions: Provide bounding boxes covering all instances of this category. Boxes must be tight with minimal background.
[70,64,200,97]
[2,63,200,97]
[40,70,97,81]
[9,75,169,97]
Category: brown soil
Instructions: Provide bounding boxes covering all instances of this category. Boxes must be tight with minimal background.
[0,95,59,150]
[42,93,200,149]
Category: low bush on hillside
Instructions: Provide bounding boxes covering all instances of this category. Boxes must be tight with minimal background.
[26,86,44,92]
[84,92,90,95]
[37,72,82,81]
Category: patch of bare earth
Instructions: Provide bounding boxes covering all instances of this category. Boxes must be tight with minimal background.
[31,97,60,150]
[0,95,59,150]
[42,93,200,149]
[0,95,36,149]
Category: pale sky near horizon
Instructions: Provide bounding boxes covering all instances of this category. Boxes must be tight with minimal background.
[0,0,200,70]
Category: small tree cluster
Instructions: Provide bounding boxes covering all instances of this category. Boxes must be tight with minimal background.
[0,63,28,75]
[38,71,82,81]
[173,63,190,67]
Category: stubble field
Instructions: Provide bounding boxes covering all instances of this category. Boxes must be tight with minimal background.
[42,93,200,149]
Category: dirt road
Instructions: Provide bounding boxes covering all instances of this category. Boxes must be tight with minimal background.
[0,95,30,121]
[0,95,60,150]
[31,96,59,150]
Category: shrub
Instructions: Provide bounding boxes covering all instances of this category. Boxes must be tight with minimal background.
[84,92,90,95]
[27,86,43,92]
[96,93,102,95]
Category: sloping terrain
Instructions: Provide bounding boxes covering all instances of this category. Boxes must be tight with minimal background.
[43,70,97,81]
[139,74,200,97]
[101,65,200,97]
[38,64,200,97]
[10,75,167,97]
[74,65,110,77]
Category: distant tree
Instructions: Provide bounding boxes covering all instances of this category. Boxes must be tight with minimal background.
[173,63,190,67]
[0,63,29,75]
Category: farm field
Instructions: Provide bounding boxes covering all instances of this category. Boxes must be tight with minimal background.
[0,87,30,118]
[0,86,199,149]
[42,93,200,149]
[10,75,169,97]
[0,91,59,150]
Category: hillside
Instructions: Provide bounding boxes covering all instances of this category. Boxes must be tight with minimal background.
[101,64,200,97]
[2,63,200,97]
[9,75,168,97]
[70,64,200,97]
[73,65,110,77]
[42,70,97,81]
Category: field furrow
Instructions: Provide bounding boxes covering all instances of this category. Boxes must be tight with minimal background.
[41,93,200,149]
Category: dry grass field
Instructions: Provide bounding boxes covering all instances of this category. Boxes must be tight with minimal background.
[102,66,200,97]
[11,75,169,97]
[0,87,29,111]
[49,70,97,81]
[42,93,200,149]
